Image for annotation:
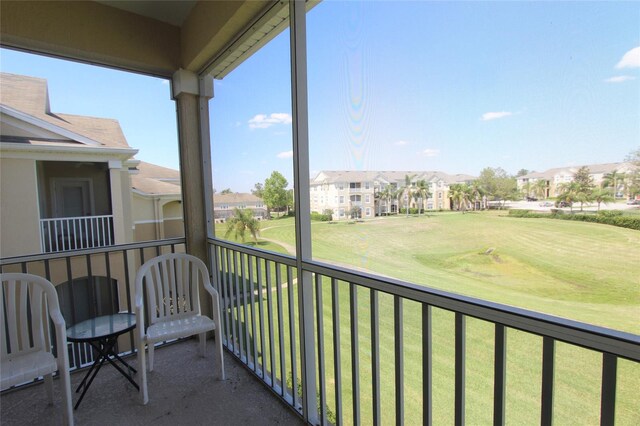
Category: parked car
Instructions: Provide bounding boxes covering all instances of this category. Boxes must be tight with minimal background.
[539,201,553,207]
[627,199,640,205]
[555,201,572,208]
[526,196,538,202]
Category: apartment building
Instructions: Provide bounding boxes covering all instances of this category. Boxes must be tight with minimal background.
[213,193,268,222]
[0,73,191,259]
[309,170,476,219]
[517,162,636,198]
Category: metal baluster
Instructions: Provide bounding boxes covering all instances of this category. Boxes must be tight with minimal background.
[265,260,276,387]
[600,353,617,426]
[241,253,251,363]
[316,273,327,425]
[233,251,244,359]
[423,304,432,426]
[371,289,380,426]
[256,257,267,378]
[248,254,258,370]
[494,324,506,426]
[455,313,466,426]
[332,278,343,425]
[275,263,286,396]
[541,337,555,426]
[395,296,404,425]
[287,265,298,407]
[350,283,360,425]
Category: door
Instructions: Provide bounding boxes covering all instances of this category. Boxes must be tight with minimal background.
[53,179,94,218]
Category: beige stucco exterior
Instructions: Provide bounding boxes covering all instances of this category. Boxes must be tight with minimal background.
[0,157,41,257]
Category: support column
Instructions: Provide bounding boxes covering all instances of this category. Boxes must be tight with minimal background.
[290,0,317,423]
[108,160,129,244]
[172,69,215,316]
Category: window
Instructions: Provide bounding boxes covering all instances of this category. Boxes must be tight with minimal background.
[365,207,371,216]
[337,183,344,190]
[365,194,370,203]
[339,196,344,203]
[365,182,370,189]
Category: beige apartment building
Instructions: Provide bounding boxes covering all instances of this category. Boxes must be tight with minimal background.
[213,192,268,223]
[517,162,636,199]
[310,170,476,219]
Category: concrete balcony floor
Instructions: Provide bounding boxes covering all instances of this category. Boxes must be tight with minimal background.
[1,339,304,426]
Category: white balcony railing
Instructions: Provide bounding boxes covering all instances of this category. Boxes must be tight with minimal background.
[40,215,115,253]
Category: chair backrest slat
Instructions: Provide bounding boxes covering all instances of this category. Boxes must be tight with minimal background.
[136,253,207,326]
[1,275,55,360]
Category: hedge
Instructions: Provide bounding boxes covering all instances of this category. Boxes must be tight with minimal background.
[507,210,640,231]
[311,212,332,221]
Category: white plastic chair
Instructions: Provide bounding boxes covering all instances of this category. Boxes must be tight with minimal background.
[135,253,225,404]
[1,273,74,426]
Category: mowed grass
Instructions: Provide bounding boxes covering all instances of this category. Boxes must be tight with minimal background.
[261,211,639,333]
[221,212,639,424]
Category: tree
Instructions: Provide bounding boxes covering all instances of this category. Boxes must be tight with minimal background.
[556,182,579,212]
[516,169,530,177]
[224,208,260,242]
[626,149,640,199]
[263,171,289,217]
[402,174,415,216]
[251,182,264,198]
[349,206,362,219]
[449,183,471,212]
[572,166,595,211]
[221,188,233,194]
[591,188,614,211]
[414,179,431,214]
[534,179,548,199]
[476,167,518,208]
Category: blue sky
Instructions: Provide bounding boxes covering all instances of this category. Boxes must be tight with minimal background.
[2,1,639,192]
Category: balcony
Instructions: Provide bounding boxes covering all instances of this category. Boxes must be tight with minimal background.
[0,339,303,425]
[40,215,115,253]
[2,237,639,424]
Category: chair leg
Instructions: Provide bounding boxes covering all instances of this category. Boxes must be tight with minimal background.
[44,373,54,404]
[199,332,206,357]
[59,367,74,425]
[215,328,226,381]
[148,343,154,372]
[137,338,149,405]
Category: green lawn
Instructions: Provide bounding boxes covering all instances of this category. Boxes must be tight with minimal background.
[220,212,639,424]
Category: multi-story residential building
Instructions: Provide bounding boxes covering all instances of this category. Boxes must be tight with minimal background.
[213,193,268,222]
[309,170,475,219]
[0,73,192,257]
[517,162,636,199]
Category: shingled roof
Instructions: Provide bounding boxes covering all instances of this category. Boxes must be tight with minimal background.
[131,161,181,196]
[0,72,130,149]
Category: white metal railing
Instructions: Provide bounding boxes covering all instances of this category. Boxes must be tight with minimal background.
[40,215,114,253]
[208,237,640,426]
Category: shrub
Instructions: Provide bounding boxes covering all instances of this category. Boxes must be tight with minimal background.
[310,212,332,221]
[508,209,640,231]
[598,210,623,218]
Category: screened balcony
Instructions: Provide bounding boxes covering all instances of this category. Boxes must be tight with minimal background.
[1,1,639,425]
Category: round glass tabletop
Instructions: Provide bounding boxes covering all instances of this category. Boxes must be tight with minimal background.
[66,313,136,342]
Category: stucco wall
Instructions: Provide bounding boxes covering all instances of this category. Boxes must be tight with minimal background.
[0,158,42,256]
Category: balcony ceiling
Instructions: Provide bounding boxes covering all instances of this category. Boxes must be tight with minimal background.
[0,0,284,79]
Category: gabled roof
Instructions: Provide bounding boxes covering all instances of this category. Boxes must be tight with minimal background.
[310,170,477,185]
[0,73,130,149]
[131,161,181,196]
[519,162,634,180]
[214,193,263,204]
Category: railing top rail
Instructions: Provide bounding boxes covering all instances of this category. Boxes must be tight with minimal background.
[208,237,297,267]
[207,238,640,361]
[0,238,186,265]
[39,214,115,221]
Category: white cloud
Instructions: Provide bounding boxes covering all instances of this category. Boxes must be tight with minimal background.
[481,111,513,121]
[277,150,293,159]
[248,113,292,129]
[615,46,640,69]
[394,140,409,146]
[604,75,636,83]
[422,148,440,157]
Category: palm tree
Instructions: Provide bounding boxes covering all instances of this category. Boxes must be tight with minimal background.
[224,208,260,242]
[556,182,578,212]
[602,170,626,199]
[591,188,615,211]
[402,174,415,216]
[469,181,485,210]
[534,179,548,199]
[414,179,430,214]
[378,185,394,215]
[449,184,471,212]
